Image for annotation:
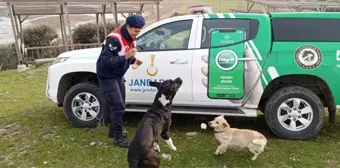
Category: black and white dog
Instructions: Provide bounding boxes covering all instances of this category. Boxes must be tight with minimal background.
[127,77,183,168]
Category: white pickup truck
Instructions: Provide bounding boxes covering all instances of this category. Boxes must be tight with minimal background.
[47,12,335,140]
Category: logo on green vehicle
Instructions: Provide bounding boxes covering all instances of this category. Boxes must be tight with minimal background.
[215,50,238,71]
[295,45,322,69]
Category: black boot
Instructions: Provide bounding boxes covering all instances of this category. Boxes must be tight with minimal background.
[113,131,130,148]
[108,130,128,139]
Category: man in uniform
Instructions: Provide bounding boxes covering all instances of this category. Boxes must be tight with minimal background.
[96,14,145,148]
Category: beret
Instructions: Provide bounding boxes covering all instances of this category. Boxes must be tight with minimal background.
[126,14,145,28]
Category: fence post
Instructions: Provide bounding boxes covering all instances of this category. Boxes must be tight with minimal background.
[7,2,24,65]
[64,1,74,50]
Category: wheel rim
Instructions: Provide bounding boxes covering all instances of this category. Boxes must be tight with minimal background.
[277,98,313,132]
[71,92,100,121]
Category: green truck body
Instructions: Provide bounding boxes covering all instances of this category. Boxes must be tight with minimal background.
[205,12,340,139]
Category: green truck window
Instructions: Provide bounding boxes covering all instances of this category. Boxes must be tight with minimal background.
[272,18,340,42]
[136,19,193,52]
[201,19,259,48]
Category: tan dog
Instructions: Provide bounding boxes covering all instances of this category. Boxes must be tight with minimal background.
[208,115,267,160]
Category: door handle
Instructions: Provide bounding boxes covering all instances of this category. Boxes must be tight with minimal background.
[238,58,257,61]
[170,59,188,64]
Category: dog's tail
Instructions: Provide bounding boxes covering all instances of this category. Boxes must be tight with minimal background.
[253,138,267,145]
[252,138,267,152]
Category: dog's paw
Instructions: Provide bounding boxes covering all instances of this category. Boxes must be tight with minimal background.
[171,145,177,151]
[165,138,177,151]
[219,148,227,154]
[251,155,258,161]
[153,143,160,152]
[215,150,220,155]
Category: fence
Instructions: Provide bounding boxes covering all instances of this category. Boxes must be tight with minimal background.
[24,43,102,64]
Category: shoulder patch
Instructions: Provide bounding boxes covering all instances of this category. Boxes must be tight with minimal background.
[109,43,117,51]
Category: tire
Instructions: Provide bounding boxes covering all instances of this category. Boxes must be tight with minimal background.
[63,82,108,128]
[264,86,324,140]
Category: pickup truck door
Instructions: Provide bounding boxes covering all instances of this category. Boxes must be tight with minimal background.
[125,17,198,104]
[192,15,262,108]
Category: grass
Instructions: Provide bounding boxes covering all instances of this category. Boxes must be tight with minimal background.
[1,1,340,167]
[1,1,336,167]
[1,66,340,168]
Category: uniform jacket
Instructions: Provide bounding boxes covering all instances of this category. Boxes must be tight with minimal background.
[96,25,136,79]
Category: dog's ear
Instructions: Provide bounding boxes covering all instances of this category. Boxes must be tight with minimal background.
[222,122,229,128]
[149,81,160,88]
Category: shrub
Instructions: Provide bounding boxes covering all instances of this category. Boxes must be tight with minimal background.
[72,23,97,44]
[72,22,117,44]
[22,25,59,61]
[23,24,59,47]
[0,43,18,71]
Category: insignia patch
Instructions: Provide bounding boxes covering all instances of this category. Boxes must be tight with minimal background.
[109,43,117,51]
[294,45,322,69]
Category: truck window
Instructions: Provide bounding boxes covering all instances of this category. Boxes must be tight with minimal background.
[272,18,340,42]
[200,19,259,48]
[136,20,193,51]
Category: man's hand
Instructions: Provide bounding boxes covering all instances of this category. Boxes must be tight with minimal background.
[132,59,143,69]
[125,48,137,59]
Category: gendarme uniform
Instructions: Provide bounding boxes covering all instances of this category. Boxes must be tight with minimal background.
[96,14,145,148]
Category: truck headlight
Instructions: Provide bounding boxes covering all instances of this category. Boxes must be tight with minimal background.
[53,57,68,64]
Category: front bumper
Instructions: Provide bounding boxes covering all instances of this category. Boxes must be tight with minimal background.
[45,65,62,105]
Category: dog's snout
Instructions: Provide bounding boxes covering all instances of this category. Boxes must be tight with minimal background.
[174,77,183,84]
[208,122,212,126]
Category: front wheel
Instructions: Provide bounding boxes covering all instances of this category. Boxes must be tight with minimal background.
[264,86,324,140]
[63,83,108,128]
